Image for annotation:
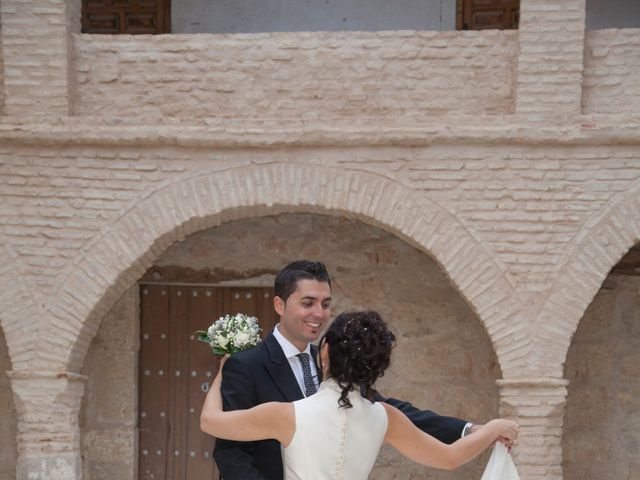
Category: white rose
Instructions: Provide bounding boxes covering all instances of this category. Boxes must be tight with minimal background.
[234,331,251,347]
[215,334,229,349]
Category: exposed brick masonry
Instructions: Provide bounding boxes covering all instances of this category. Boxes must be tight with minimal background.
[2,0,640,479]
[583,28,640,114]
[75,30,518,119]
[0,0,76,116]
[2,148,639,323]
[516,0,586,115]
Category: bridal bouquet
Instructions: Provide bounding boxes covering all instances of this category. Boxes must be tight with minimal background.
[196,313,262,355]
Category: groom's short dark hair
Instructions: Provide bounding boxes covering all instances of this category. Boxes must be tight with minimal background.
[274,260,331,302]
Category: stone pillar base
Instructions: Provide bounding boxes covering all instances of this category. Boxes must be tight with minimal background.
[9,370,87,480]
[17,452,81,480]
[497,377,569,480]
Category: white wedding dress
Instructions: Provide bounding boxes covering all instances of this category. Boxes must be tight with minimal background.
[283,379,388,480]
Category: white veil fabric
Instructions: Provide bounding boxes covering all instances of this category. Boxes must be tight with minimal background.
[480,443,520,480]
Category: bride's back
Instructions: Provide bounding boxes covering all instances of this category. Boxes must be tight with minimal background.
[283,380,388,480]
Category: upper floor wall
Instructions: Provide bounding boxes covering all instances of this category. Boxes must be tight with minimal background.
[73,30,518,119]
[2,0,640,119]
[582,28,640,115]
[73,27,640,120]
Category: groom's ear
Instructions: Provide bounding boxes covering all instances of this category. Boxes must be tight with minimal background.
[274,296,285,316]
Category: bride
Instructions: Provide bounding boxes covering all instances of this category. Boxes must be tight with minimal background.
[201,310,519,479]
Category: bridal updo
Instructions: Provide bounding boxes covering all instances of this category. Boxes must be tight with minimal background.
[321,310,396,408]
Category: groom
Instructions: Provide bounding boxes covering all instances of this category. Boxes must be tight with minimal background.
[213,260,474,480]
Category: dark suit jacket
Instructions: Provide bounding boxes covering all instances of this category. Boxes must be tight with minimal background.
[213,331,467,480]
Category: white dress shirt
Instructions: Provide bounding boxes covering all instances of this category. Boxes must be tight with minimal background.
[273,324,320,397]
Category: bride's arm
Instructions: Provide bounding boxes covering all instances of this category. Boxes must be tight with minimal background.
[200,359,295,446]
[382,403,519,470]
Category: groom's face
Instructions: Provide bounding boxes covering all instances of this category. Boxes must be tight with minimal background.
[274,279,332,352]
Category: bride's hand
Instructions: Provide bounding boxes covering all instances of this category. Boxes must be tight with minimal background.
[213,354,230,384]
[219,354,230,369]
[487,419,520,445]
[201,355,231,430]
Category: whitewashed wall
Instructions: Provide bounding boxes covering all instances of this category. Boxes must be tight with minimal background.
[74,30,517,119]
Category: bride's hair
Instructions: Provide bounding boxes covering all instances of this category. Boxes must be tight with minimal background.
[321,310,396,408]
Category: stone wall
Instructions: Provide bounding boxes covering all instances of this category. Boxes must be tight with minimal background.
[8,145,639,480]
[0,327,17,480]
[3,145,639,315]
[563,273,640,479]
[150,212,500,480]
[582,29,640,114]
[0,41,4,117]
[2,0,640,478]
[0,0,75,116]
[74,30,517,119]
[80,287,138,480]
[516,0,586,115]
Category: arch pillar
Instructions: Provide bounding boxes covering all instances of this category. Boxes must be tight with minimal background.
[498,378,569,480]
[9,370,86,480]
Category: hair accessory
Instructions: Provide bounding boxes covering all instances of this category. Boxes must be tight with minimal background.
[342,318,355,334]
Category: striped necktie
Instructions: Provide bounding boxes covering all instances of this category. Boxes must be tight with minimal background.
[296,352,317,397]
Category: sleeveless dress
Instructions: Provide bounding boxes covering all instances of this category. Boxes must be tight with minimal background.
[283,379,388,480]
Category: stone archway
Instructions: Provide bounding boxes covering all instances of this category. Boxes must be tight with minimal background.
[29,163,524,377]
[531,178,640,378]
[0,242,80,480]
[562,243,640,479]
[82,212,503,480]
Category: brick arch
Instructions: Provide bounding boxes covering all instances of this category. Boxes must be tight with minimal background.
[0,242,42,371]
[39,164,526,375]
[533,179,640,378]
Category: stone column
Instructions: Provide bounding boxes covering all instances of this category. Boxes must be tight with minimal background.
[0,0,81,116]
[497,378,569,480]
[516,0,586,116]
[9,370,87,480]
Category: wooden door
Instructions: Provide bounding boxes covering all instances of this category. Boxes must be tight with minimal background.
[139,285,277,480]
[82,0,170,34]
[457,0,519,30]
